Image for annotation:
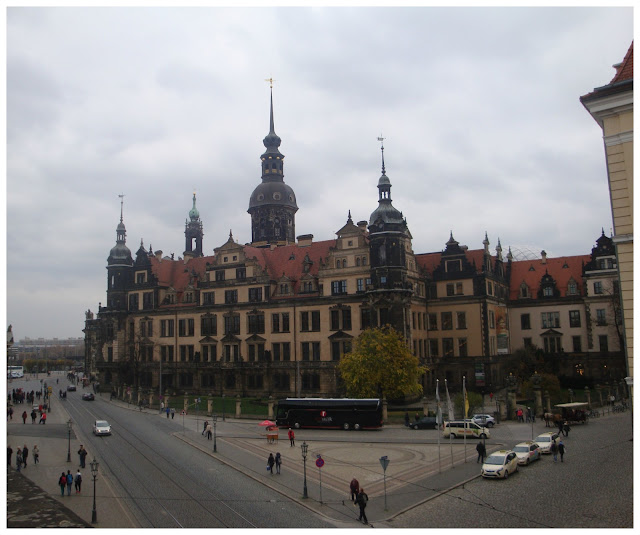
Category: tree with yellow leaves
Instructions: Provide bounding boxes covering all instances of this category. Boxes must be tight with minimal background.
[338,327,426,399]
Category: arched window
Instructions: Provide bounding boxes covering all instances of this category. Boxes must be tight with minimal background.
[356,257,361,267]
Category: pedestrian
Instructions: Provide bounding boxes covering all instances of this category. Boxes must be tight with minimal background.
[171,408,175,419]
[288,428,295,447]
[39,412,46,424]
[404,412,410,427]
[16,448,22,472]
[9,406,13,420]
[75,470,83,493]
[356,488,369,524]
[166,407,170,419]
[350,477,360,502]
[275,452,282,474]
[77,445,88,468]
[30,409,36,424]
[202,420,209,435]
[7,445,13,466]
[22,444,28,468]
[66,470,73,495]
[22,411,27,424]
[563,421,571,437]
[58,472,67,496]
[557,419,563,434]
[526,407,532,423]
[206,422,213,440]
[267,453,275,475]
[33,445,39,465]
[558,440,566,462]
[476,441,486,463]
[550,440,558,462]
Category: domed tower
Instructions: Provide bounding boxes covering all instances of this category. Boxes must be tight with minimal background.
[367,139,413,333]
[184,192,204,258]
[248,85,298,247]
[106,195,133,310]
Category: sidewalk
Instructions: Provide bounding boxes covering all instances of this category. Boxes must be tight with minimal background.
[6,389,140,528]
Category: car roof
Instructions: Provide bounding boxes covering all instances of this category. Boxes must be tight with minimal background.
[95,420,109,425]
[536,432,556,437]
[489,449,513,455]
[515,441,537,446]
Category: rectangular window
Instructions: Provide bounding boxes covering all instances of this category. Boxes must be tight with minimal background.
[179,319,186,337]
[458,338,468,357]
[343,309,352,330]
[357,278,364,293]
[312,342,321,361]
[541,312,560,329]
[569,310,581,328]
[215,270,225,282]
[272,313,280,333]
[224,315,240,335]
[599,335,608,352]
[428,313,438,331]
[311,311,321,331]
[272,343,281,362]
[203,292,215,305]
[361,308,371,330]
[331,280,347,295]
[596,309,607,326]
[143,292,153,310]
[572,336,582,352]
[282,313,290,332]
[201,315,217,336]
[129,293,139,311]
[249,287,263,302]
[442,338,454,357]
[302,342,310,361]
[236,268,246,280]
[446,260,461,272]
[594,281,603,295]
[489,310,495,329]
[330,310,340,331]
[521,314,531,330]
[140,319,153,338]
[160,319,174,337]
[429,339,439,357]
[456,282,463,295]
[202,345,217,362]
[446,283,454,296]
[456,312,466,330]
[543,336,562,353]
[441,312,453,330]
[225,290,238,304]
[248,313,265,334]
[301,312,309,332]
[282,342,290,361]
[331,341,341,361]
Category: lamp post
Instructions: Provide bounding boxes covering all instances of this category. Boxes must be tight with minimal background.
[301,441,308,499]
[213,414,218,453]
[66,419,73,462]
[90,458,99,524]
[222,394,226,422]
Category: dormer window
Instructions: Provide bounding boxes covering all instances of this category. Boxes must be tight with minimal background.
[543,286,553,297]
[520,283,529,298]
[446,259,461,272]
[567,280,578,296]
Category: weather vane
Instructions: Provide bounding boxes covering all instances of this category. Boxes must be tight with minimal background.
[265,77,276,89]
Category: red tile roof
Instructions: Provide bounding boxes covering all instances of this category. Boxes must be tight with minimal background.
[508,255,590,300]
[611,41,633,83]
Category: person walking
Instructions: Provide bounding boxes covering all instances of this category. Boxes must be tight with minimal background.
[8,407,13,420]
[30,409,37,424]
[287,428,295,447]
[22,444,28,468]
[202,420,209,436]
[476,441,486,463]
[404,412,410,427]
[33,445,39,465]
[166,407,170,419]
[356,488,369,524]
[16,448,22,472]
[39,412,46,424]
[75,470,82,493]
[275,452,282,474]
[206,422,213,440]
[7,445,13,466]
[66,470,73,496]
[77,445,88,468]
[350,477,360,502]
[22,411,27,424]
[267,453,275,475]
[558,440,566,462]
[58,472,67,497]
[562,421,571,438]
[171,408,175,419]
[550,440,558,462]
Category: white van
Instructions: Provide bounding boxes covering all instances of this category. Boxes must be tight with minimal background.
[443,420,491,439]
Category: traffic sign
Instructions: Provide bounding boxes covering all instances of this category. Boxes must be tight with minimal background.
[379,455,390,471]
[181,410,186,416]
[315,456,324,468]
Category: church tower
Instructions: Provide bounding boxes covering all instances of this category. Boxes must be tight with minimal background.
[106,196,133,310]
[184,192,204,258]
[248,84,298,247]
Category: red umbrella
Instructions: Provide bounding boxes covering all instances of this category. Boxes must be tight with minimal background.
[259,420,276,427]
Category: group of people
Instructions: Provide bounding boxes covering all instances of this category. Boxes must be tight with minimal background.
[202,420,214,440]
[164,407,176,419]
[7,444,39,471]
[515,407,535,423]
[58,470,83,496]
[350,477,369,524]
[550,439,566,462]
[266,452,282,474]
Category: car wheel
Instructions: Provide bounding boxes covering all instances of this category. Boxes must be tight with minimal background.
[294,422,301,429]
[343,422,350,430]
[354,423,361,430]
[480,433,487,439]
[410,425,416,430]
[487,422,494,428]
[503,470,509,479]
[526,459,530,465]
[450,433,456,439]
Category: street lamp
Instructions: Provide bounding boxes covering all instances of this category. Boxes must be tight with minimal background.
[213,414,218,453]
[90,458,99,524]
[301,441,308,499]
[66,419,73,462]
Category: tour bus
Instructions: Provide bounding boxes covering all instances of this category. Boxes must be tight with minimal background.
[7,366,24,379]
[275,398,383,430]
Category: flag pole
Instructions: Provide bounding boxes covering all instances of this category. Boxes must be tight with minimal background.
[436,379,441,473]
[445,379,453,468]
[463,375,467,463]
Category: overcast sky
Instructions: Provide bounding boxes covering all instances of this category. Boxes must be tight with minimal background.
[5,6,634,340]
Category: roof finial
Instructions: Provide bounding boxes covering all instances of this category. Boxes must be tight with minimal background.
[377,135,386,175]
[118,193,125,223]
[265,78,276,134]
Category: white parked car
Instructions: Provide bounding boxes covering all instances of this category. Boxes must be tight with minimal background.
[513,441,541,465]
[481,450,519,479]
[93,420,111,436]
[534,432,559,454]
[471,414,496,427]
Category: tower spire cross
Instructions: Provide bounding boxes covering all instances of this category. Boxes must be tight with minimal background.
[377,136,386,175]
[118,193,125,222]
[265,77,276,89]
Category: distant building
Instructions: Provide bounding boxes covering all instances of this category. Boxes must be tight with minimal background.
[84,89,625,397]
[581,41,633,397]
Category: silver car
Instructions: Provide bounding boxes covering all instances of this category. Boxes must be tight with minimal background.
[93,420,111,436]
[472,414,496,427]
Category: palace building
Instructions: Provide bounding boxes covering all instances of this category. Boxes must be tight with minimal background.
[84,89,626,398]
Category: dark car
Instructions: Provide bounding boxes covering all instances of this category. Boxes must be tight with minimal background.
[67,385,77,392]
[82,393,95,401]
[410,417,438,430]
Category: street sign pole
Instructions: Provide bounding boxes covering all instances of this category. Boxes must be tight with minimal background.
[379,456,390,511]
